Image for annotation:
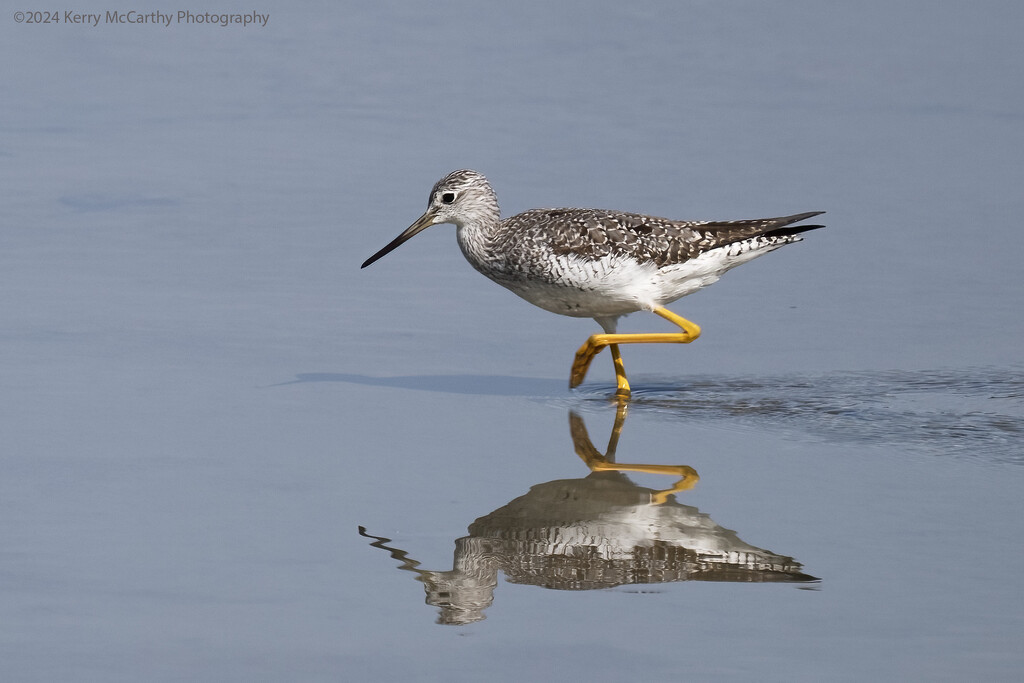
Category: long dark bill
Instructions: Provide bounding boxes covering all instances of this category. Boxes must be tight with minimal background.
[360,210,437,269]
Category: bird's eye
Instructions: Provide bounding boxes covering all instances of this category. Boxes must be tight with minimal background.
[440,192,456,204]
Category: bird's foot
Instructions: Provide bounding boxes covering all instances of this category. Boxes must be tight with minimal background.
[570,335,607,389]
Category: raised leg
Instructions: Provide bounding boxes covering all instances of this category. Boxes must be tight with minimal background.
[570,307,702,393]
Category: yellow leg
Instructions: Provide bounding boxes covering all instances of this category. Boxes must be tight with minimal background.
[569,307,702,392]
[609,344,630,397]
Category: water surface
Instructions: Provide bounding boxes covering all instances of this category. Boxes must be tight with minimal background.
[2,1,1022,681]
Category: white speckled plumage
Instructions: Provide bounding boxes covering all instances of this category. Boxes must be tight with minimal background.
[362,169,824,335]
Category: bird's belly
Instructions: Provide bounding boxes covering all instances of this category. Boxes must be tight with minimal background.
[475,246,773,319]
[479,254,673,318]
[499,279,642,318]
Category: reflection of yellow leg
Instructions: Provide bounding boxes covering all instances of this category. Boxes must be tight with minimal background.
[570,307,702,393]
[599,463,698,504]
[570,400,629,462]
[569,403,699,504]
[650,476,700,505]
[587,459,700,499]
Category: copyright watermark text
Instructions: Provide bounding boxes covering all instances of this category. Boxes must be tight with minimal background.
[13,10,269,27]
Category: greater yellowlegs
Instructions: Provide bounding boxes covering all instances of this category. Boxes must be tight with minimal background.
[361,170,824,397]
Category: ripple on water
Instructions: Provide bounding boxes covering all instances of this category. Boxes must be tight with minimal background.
[570,367,1024,464]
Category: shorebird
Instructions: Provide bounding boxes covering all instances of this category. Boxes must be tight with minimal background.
[361,170,823,397]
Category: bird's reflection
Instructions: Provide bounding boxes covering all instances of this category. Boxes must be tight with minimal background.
[360,402,817,625]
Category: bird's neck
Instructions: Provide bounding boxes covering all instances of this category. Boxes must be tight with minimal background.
[454,199,503,267]
[455,217,502,268]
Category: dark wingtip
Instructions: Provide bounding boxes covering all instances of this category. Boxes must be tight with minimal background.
[768,223,825,238]
[783,211,826,224]
[778,211,826,235]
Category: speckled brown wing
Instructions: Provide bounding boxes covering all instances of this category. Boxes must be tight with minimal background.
[499,209,825,268]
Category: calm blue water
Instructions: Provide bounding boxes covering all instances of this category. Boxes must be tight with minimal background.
[2,1,1022,681]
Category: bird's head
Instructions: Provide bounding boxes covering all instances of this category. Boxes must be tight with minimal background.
[361,169,499,269]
